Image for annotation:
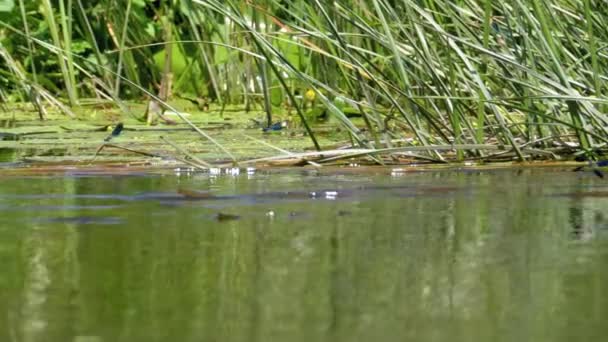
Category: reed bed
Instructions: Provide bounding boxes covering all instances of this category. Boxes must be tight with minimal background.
[0,0,606,164]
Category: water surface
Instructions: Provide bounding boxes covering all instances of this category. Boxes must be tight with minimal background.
[1,168,607,342]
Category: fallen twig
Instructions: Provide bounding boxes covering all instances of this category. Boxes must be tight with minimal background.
[243,134,322,168]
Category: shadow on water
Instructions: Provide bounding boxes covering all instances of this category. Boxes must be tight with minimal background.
[34,216,124,225]
[0,169,608,342]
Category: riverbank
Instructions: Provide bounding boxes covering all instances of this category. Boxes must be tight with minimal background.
[0,101,595,172]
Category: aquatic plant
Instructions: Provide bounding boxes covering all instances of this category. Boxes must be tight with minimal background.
[0,0,606,163]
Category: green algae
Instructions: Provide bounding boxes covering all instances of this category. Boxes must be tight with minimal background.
[0,101,350,167]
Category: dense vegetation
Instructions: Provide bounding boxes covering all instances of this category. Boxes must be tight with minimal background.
[0,0,607,163]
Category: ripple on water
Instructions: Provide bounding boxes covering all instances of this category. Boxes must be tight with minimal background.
[32,216,124,225]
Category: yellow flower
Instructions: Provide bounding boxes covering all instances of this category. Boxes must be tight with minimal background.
[304,89,316,101]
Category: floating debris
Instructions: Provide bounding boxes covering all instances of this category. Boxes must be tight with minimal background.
[215,212,240,222]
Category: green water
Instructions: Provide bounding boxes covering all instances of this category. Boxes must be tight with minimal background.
[1,168,607,342]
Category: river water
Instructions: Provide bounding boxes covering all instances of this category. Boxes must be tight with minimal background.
[0,167,607,342]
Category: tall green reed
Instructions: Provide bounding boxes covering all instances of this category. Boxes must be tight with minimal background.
[2,0,607,159]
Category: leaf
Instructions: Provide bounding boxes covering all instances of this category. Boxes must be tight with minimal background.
[0,0,14,12]
[132,0,147,8]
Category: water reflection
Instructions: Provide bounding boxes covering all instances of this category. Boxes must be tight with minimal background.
[0,169,607,342]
